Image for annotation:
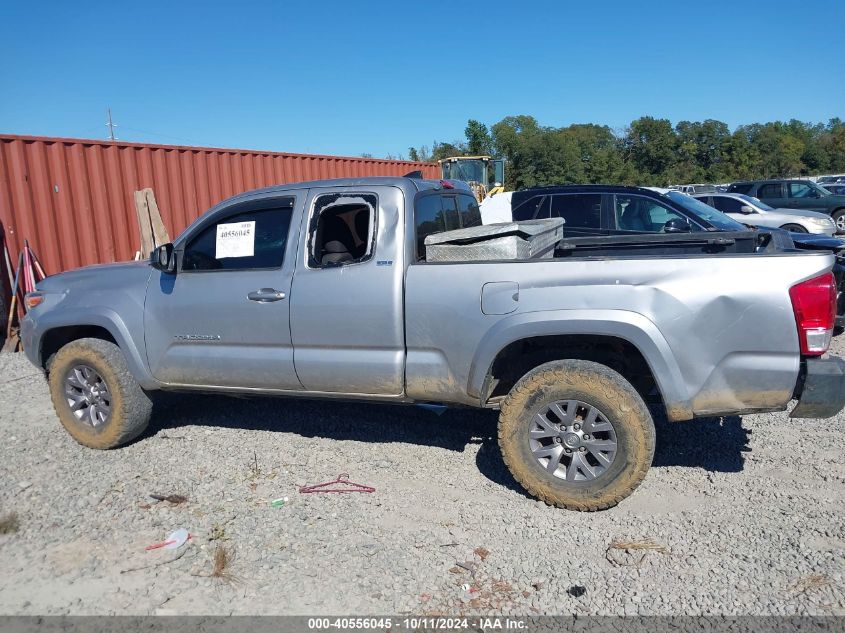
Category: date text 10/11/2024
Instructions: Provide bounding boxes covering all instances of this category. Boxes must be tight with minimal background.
[307,617,527,630]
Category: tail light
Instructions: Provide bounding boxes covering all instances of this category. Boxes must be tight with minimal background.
[789,272,836,356]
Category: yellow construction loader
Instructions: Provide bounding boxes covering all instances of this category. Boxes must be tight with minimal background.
[438,156,505,203]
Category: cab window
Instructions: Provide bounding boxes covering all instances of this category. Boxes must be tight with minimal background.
[182,199,294,271]
[457,194,482,228]
[308,193,377,267]
[414,192,484,260]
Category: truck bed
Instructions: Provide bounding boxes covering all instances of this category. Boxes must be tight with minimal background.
[404,246,833,421]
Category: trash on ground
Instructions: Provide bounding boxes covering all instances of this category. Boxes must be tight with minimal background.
[455,561,477,577]
[150,493,188,505]
[567,585,587,598]
[474,546,490,561]
[270,497,289,508]
[299,473,375,494]
[146,528,191,551]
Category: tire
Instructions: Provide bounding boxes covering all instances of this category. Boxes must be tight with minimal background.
[833,209,845,234]
[48,337,152,449]
[498,359,655,511]
[780,224,808,233]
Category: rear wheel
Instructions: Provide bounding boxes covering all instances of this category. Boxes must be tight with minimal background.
[48,338,152,449]
[833,209,845,234]
[781,223,808,233]
[498,360,655,511]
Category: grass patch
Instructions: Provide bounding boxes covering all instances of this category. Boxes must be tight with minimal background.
[0,513,19,534]
[608,538,670,553]
[210,544,241,585]
[790,573,830,594]
[606,538,669,567]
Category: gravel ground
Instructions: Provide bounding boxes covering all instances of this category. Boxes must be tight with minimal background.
[0,339,843,617]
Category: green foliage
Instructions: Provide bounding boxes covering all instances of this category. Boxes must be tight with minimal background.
[465,119,493,156]
[412,116,845,187]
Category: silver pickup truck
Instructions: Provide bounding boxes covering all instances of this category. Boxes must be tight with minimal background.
[20,177,845,510]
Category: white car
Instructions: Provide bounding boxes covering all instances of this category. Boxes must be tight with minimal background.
[693,193,837,236]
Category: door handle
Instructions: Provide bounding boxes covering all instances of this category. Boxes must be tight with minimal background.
[247,288,286,302]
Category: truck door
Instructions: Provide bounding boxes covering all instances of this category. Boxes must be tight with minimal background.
[144,193,304,390]
[289,186,405,395]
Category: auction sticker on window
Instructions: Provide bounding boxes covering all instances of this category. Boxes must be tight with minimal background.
[216,221,255,259]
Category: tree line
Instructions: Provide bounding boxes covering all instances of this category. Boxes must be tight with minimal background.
[403,116,845,190]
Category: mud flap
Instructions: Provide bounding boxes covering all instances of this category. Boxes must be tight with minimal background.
[790,357,845,418]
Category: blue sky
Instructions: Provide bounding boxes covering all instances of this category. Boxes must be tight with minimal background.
[2,0,842,158]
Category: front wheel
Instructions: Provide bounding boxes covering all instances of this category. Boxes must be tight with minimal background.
[48,338,152,449]
[780,223,808,233]
[498,360,655,511]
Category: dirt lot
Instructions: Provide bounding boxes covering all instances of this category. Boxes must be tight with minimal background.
[0,337,843,616]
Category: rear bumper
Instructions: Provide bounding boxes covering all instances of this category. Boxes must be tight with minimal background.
[790,356,845,418]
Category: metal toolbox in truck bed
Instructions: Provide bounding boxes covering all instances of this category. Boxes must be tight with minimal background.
[424,218,565,262]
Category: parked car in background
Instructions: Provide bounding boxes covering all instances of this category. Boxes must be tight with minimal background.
[727,179,845,232]
[693,192,837,235]
[817,175,845,185]
[677,184,716,194]
[509,184,745,235]
[824,184,845,196]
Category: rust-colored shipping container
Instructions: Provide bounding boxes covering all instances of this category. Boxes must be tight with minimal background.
[0,134,439,278]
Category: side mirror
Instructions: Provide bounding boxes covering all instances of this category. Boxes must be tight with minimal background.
[151,243,176,273]
[740,205,755,214]
[663,218,692,233]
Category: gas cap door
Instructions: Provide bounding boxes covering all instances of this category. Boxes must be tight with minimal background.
[481,281,520,315]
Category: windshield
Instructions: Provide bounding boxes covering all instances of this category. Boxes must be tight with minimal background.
[815,184,832,195]
[442,159,486,185]
[738,194,773,211]
[665,191,747,230]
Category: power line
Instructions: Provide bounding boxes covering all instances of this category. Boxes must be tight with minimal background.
[119,126,206,146]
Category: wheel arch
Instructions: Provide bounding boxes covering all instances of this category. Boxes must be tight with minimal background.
[469,310,694,421]
[30,309,157,390]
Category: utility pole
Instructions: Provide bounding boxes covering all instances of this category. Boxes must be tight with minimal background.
[106,108,117,141]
